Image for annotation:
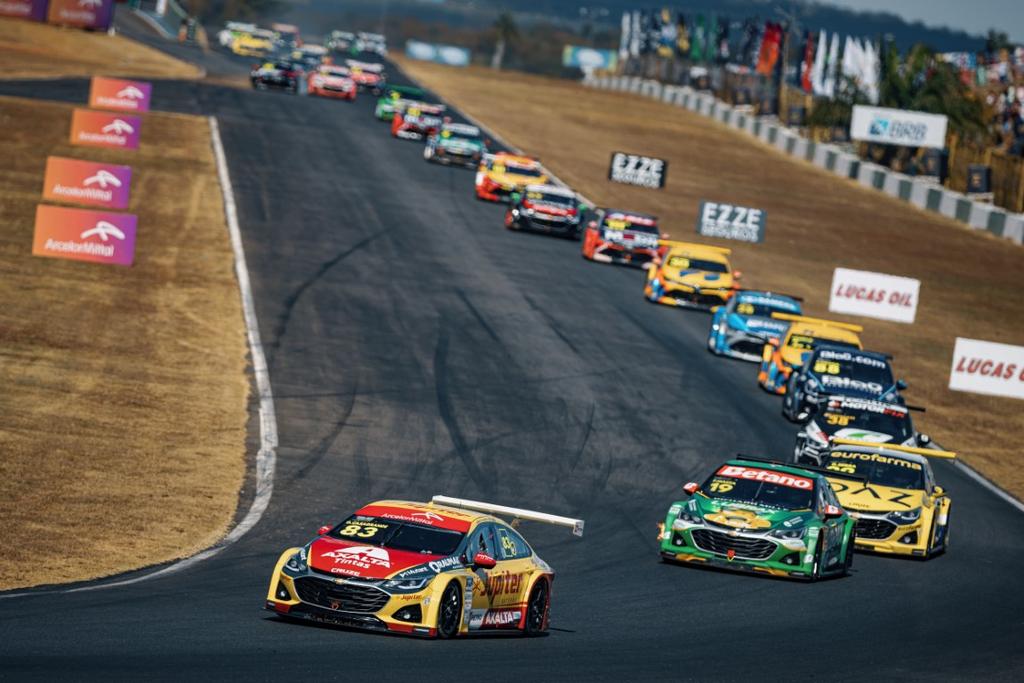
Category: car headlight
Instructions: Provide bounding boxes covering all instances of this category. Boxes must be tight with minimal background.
[769,525,807,539]
[887,508,922,524]
[382,576,432,592]
[284,549,307,573]
[673,511,701,527]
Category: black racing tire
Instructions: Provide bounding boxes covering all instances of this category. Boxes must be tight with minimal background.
[435,581,463,639]
[809,537,825,582]
[523,578,550,637]
[841,530,855,576]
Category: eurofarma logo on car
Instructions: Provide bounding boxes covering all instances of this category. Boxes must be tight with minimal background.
[42,156,132,209]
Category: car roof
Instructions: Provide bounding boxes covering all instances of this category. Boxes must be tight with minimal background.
[822,395,908,415]
[813,344,889,361]
[493,152,539,166]
[442,122,480,135]
[525,183,573,196]
[666,242,731,261]
[355,499,497,533]
[787,322,862,344]
[724,458,822,481]
[736,290,800,305]
[603,208,656,219]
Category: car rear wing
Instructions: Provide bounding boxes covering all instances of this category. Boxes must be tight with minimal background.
[830,438,956,460]
[657,239,731,254]
[770,312,863,333]
[431,495,584,537]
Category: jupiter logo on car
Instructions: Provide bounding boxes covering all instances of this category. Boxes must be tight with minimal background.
[32,204,137,266]
[70,109,141,150]
[43,157,132,209]
[89,77,153,113]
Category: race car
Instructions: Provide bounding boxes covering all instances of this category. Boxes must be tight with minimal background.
[758,314,863,395]
[794,396,929,466]
[580,209,661,267]
[659,457,855,580]
[251,60,306,94]
[708,290,803,361]
[424,122,487,168]
[271,22,301,49]
[374,85,426,121]
[326,30,357,54]
[782,347,906,422]
[291,45,328,71]
[217,21,257,48]
[819,439,954,558]
[504,184,583,239]
[307,64,356,100]
[345,59,386,94]
[358,31,388,55]
[475,153,547,202]
[391,102,447,140]
[644,241,739,308]
[231,29,276,57]
[265,496,583,637]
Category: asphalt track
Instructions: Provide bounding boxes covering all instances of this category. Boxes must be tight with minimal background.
[2,41,1023,682]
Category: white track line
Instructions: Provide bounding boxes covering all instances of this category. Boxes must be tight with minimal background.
[1,117,277,599]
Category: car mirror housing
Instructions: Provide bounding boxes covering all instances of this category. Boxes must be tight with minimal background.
[472,552,497,569]
[933,485,945,497]
[683,482,700,495]
[823,505,843,520]
[317,525,331,535]
[897,379,908,390]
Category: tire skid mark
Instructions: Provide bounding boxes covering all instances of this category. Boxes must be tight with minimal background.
[455,288,503,348]
[522,293,581,356]
[283,377,360,486]
[433,324,492,496]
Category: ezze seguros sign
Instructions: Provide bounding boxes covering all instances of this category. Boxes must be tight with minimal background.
[608,152,667,189]
[695,201,766,243]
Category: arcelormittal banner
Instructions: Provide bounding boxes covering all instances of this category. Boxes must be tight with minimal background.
[47,0,114,31]
[70,108,141,150]
[42,156,132,209]
[32,204,137,266]
[0,0,48,21]
[89,77,152,113]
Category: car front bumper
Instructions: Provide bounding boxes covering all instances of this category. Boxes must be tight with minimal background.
[659,525,814,579]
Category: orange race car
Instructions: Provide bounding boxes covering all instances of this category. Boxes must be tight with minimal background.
[758,314,864,394]
[475,153,548,202]
[307,64,356,100]
[581,209,662,268]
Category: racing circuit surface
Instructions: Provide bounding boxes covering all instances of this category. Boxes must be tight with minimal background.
[1,46,1023,681]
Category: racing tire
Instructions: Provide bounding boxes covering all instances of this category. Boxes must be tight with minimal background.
[925,513,948,559]
[424,146,434,161]
[523,579,550,637]
[809,538,825,582]
[841,531,855,576]
[435,581,463,639]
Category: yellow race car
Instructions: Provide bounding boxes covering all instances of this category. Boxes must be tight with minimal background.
[475,152,548,203]
[758,313,863,394]
[644,241,739,309]
[265,496,583,638]
[231,31,275,57]
[819,439,954,558]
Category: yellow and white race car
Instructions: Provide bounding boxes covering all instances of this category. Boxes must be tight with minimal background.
[644,240,739,309]
[265,496,583,637]
[758,313,863,394]
[475,153,548,203]
[231,30,275,57]
[819,439,954,558]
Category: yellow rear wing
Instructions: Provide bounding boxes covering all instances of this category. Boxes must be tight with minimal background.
[657,240,731,255]
[770,312,863,333]
[831,438,957,460]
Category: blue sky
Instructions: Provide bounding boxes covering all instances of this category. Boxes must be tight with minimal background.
[825,0,1024,42]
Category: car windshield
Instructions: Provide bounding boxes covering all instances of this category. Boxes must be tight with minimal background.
[329,515,464,555]
[821,451,927,489]
[667,255,728,273]
[810,351,894,394]
[701,465,815,510]
[502,164,543,177]
[817,408,913,441]
[442,130,480,143]
[603,217,659,235]
[525,190,573,206]
[734,298,798,318]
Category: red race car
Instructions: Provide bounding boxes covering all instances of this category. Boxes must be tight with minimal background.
[391,102,447,140]
[345,59,386,94]
[581,209,664,268]
[308,65,356,100]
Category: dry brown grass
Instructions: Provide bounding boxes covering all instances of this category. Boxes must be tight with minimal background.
[397,58,1024,497]
[0,95,248,590]
[0,16,201,79]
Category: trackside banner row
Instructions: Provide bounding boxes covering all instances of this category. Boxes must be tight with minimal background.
[0,0,115,30]
[405,40,471,67]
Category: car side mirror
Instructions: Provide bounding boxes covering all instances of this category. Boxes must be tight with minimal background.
[897,379,908,390]
[661,232,670,239]
[472,552,497,569]
[933,485,945,497]
[683,482,700,495]
[823,504,843,520]
[768,337,780,347]
[317,525,331,535]
[710,305,721,313]
[917,433,931,446]
[733,270,743,279]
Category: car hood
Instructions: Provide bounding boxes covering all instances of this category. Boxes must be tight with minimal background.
[664,268,733,289]
[730,315,787,335]
[440,138,483,151]
[490,171,546,188]
[308,537,451,580]
[780,347,812,368]
[691,498,812,532]
[832,427,893,443]
[827,480,926,514]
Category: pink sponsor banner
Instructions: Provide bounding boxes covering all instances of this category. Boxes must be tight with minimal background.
[0,0,48,21]
[69,108,140,150]
[33,204,137,267]
[46,0,113,30]
[42,156,132,210]
[89,77,152,113]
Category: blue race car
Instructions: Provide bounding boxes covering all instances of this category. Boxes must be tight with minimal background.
[707,290,803,362]
[781,346,907,422]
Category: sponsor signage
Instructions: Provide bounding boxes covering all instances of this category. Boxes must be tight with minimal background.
[949,338,1024,400]
[89,77,152,113]
[716,465,812,490]
[608,152,667,189]
[46,0,114,30]
[32,204,137,266]
[696,201,766,243]
[42,156,132,209]
[850,105,948,149]
[405,40,471,67]
[562,45,617,71]
[0,0,48,21]
[69,109,140,150]
[828,267,920,324]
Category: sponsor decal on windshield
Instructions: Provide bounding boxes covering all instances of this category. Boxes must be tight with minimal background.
[717,465,813,490]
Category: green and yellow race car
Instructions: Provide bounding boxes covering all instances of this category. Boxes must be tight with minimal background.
[659,457,856,580]
[374,85,427,121]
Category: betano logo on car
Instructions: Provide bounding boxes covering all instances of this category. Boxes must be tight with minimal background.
[716,465,813,489]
